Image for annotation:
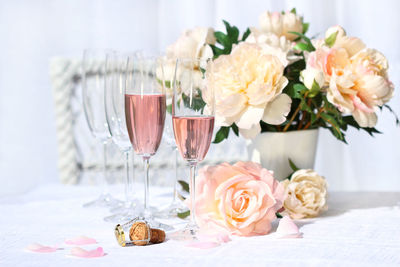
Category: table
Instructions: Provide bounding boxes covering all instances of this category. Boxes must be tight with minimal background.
[1,184,399,266]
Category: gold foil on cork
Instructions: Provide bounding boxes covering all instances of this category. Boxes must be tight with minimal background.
[114,219,152,247]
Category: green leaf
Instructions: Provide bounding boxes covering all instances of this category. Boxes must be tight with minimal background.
[288,31,315,51]
[166,104,172,114]
[231,123,239,136]
[325,31,338,48]
[300,98,312,112]
[213,126,230,143]
[302,22,309,34]
[288,158,299,172]
[293,42,311,51]
[276,212,283,218]
[177,210,190,219]
[290,8,296,14]
[242,27,251,41]
[223,20,240,43]
[308,79,321,98]
[210,44,225,58]
[181,91,206,112]
[320,112,343,140]
[215,31,230,47]
[178,180,189,193]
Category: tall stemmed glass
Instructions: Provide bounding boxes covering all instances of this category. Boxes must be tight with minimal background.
[104,51,140,222]
[82,49,122,208]
[171,58,215,239]
[125,55,170,229]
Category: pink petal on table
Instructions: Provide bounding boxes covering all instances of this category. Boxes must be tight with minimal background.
[276,216,303,238]
[69,247,105,258]
[65,236,97,245]
[186,241,221,249]
[185,233,231,249]
[25,243,58,253]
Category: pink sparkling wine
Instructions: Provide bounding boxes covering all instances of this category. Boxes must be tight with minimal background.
[173,116,214,163]
[125,94,166,156]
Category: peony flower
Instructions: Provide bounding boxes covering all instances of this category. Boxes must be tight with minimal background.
[160,27,215,95]
[245,29,300,66]
[258,11,303,41]
[281,169,327,219]
[303,26,394,127]
[204,42,291,139]
[300,67,325,89]
[195,162,285,236]
[166,27,215,60]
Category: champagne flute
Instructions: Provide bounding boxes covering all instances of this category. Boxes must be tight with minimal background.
[125,55,171,229]
[171,58,215,239]
[104,51,141,222]
[81,49,122,208]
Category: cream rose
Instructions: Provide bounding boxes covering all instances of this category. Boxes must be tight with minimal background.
[281,169,328,219]
[195,162,285,236]
[205,42,291,139]
[303,26,394,127]
[258,11,303,41]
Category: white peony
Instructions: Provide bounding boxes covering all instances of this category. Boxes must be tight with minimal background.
[245,29,300,66]
[205,42,291,139]
[258,11,303,41]
[300,67,325,90]
[166,27,215,60]
[281,169,328,219]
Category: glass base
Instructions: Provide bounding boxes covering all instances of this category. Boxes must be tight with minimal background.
[104,201,143,223]
[137,212,174,232]
[169,223,200,241]
[108,199,140,214]
[104,211,138,223]
[82,193,123,208]
[155,201,189,219]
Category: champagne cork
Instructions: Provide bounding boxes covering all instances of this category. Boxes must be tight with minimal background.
[129,222,166,246]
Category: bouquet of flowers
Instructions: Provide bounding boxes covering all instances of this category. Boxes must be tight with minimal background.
[165,9,397,143]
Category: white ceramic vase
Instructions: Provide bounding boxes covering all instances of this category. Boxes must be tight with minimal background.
[246,129,319,180]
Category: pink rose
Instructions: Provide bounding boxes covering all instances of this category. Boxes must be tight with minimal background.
[195,162,285,236]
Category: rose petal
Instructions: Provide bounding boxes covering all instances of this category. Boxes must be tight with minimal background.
[65,236,97,245]
[69,247,105,258]
[276,216,303,238]
[25,243,58,253]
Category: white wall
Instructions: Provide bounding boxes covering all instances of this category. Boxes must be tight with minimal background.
[1,0,399,196]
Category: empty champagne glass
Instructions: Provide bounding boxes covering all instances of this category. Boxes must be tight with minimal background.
[104,51,141,222]
[125,55,171,230]
[82,49,122,208]
[171,58,215,240]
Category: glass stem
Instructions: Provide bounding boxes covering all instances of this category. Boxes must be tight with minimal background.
[125,151,134,206]
[189,163,197,226]
[102,141,109,196]
[172,147,179,203]
[143,157,150,216]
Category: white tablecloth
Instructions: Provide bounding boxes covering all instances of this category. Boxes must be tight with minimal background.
[1,184,399,267]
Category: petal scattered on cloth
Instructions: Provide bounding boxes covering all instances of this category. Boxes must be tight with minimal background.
[185,233,231,249]
[65,236,97,245]
[69,247,105,258]
[276,216,303,238]
[25,243,58,253]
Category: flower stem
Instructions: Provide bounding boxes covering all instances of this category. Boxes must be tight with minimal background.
[283,104,301,132]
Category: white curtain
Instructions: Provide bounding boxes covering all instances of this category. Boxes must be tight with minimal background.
[0,0,399,196]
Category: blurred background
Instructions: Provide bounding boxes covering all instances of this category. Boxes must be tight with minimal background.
[0,0,399,197]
